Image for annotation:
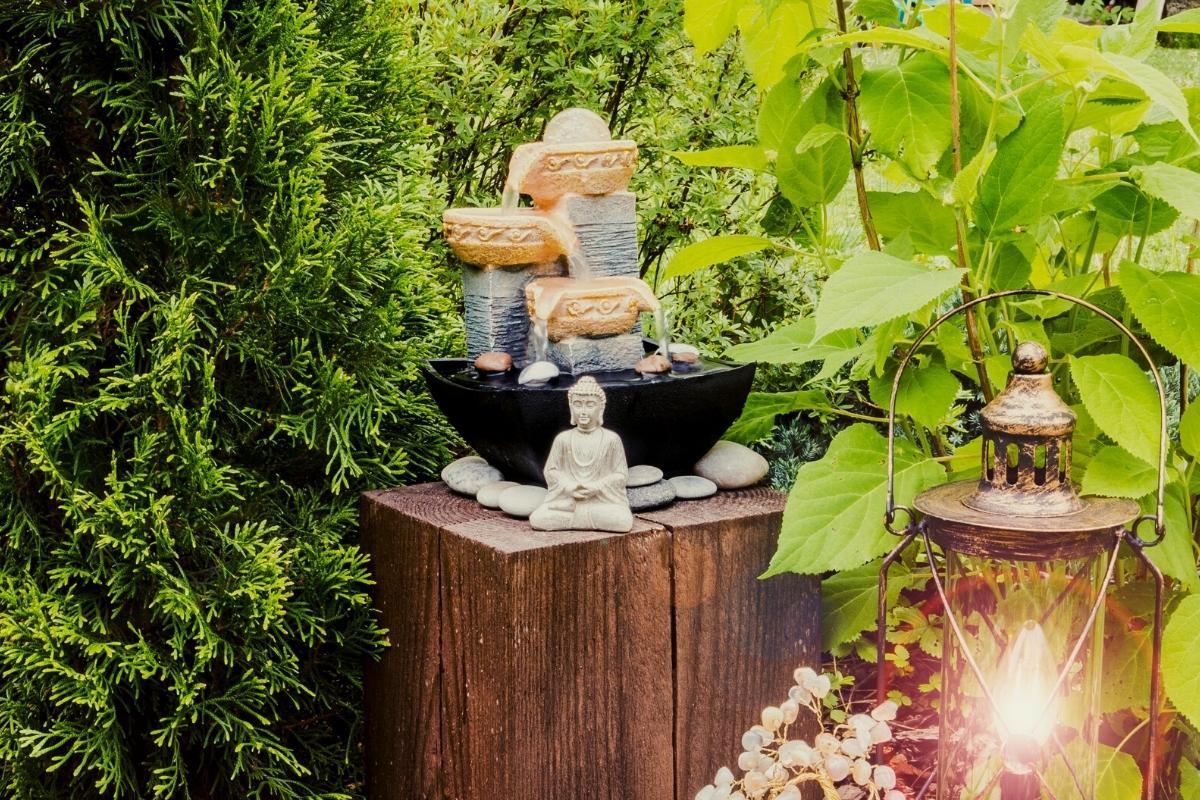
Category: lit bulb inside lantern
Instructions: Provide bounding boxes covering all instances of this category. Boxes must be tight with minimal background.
[996,619,1058,773]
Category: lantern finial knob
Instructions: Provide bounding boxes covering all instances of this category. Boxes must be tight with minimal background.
[1012,341,1048,374]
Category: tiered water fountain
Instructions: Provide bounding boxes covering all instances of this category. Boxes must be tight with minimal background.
[425,108,755,485]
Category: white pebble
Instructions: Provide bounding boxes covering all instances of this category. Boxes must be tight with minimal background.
[825,754,851,782]
[874,765,897,791]
[761,706,784,731]
[741,730,763,751]
[715,767,734,787]
[738,751,760,771]
[815,732,840,754]
[517,360,560,385]
[852,758,872,785]
[780,699,800,724]
[871,700,899,722]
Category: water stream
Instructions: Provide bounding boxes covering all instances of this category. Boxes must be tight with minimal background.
[565,247,591,280]
[501,182,520,212]
[531,318,550,363]
[653,306,671,357]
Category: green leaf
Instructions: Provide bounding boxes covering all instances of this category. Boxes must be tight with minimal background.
[822,559,913,650]
[738,1,814,89]
[870,360,960,431]
[684,0,743,54]
[1165,594,1200,729]
[724,390,835,443]
[1081,445,1157,499]
[1159,7,1200,32]
[867,191,957,256]
[859,53,952,178]
[975,97,1067,239]
[1120,262,1200,371]
[1094,183,1179,237]
[1143,481,1199,593]
[1181,402,1200,458]
[1069,354,1160,466]
[1002,0,1065,64]
[1133,163,1200,219]
[817,27,947,52]
[766,424,945,575]
[776,80,851,207]
[813,252,963,338]
[1098,744,1144,800]
[726,318,859,365]
[670,145,769,171]
[662,234,775,280]
[1181,758,1200,800]
[1100,583,1156,713]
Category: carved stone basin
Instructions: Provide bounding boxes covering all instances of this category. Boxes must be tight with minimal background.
[526,276,659,341]
[508,140,638,206]
[442,208,575,267]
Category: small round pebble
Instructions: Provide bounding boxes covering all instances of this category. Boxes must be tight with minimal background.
[518,360,561,385]
[498,485,548,518]
[635,354,671,375]
[442,456,504,495]
[474,351,513,373]
[669,474,717,499]
[476,480,519,508]
[668,343,700,363]
[626,464,664,488]
[694,440,769,489]
[627,479,676,511]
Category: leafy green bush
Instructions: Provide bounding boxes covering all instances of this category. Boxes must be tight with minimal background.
[0,1,458,796]
[679,0,1200,794]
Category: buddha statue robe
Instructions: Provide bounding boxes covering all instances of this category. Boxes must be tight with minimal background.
[529,426,633,532]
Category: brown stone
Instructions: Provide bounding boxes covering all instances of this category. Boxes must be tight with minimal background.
[443,207,574,267]
[635,354,671,374]
[474,351,512,373]
[671,350,699,364]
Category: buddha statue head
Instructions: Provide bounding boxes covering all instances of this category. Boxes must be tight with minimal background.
[567,376,606,431]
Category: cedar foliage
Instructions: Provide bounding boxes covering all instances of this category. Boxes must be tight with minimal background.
[0,1,455,796]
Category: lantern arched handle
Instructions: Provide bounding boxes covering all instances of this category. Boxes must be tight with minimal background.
[884,289,1169,544]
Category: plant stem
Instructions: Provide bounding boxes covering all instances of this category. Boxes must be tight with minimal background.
[1184,220,1199,412]
[834,0,881,252]
[947,0,993,401]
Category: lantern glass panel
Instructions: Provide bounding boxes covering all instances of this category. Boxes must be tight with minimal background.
[936,546,1106,800]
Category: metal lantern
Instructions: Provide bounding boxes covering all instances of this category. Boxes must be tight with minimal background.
[877,291,1168,800]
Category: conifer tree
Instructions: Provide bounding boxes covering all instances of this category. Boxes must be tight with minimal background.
[0,1,454,796]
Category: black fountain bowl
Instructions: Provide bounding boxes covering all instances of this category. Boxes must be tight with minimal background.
[423,356,756,486]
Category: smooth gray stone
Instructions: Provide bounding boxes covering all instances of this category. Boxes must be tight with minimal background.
[443,456,503,495]
[627,464,664,488]
[694,440,769,489]
[627,479,676,511]
[669,475,718,499]
[518,360,561,384]
[498,484,548,518]
[477,480,519,508]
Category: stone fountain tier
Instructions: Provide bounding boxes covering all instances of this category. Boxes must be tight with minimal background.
[525,275,660,373]
[423,348,756,485]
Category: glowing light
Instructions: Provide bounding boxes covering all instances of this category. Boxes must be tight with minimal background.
[996,619,1058,773]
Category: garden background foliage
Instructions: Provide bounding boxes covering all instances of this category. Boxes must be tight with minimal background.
[0,0,765,796]
[673,0,1200,795]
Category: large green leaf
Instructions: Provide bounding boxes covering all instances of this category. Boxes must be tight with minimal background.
[1081,445,1157,499]
[1069,354,1161,466]
[684,0,742,54]
[866,191,957,256]
[738,1,814,89]
[776,80,851,207]
[1120,262,1200,370]
[975,97,1067,239]
[1159,7,1200,32]
[1143,481,1200,593]
[1181,758,1200,800]
[821,559,913,650]
[869,360,960,432]
[859,54,952,178]
[1181,401,1200,458]
[766,424,944,576]
[662,234,775,280]
[670,145,769,171]
[813,252,963,337]
[1165,594,1200,729]
[726,318,859,365]
[1047,741,1141,800]
[724,390,835,444]
[1101,584,1156,713]
[1133,163,1200,219]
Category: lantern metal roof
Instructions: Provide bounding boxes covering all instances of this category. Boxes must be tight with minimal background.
[913,342,1138,560]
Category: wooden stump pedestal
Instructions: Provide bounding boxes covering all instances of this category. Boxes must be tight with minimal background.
[360,483,820,800]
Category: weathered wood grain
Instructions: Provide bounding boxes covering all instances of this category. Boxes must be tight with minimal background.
[360,483,820,800]
[640,488,821,799]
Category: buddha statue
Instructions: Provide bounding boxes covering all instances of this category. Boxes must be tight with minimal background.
[529,376,633,532]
